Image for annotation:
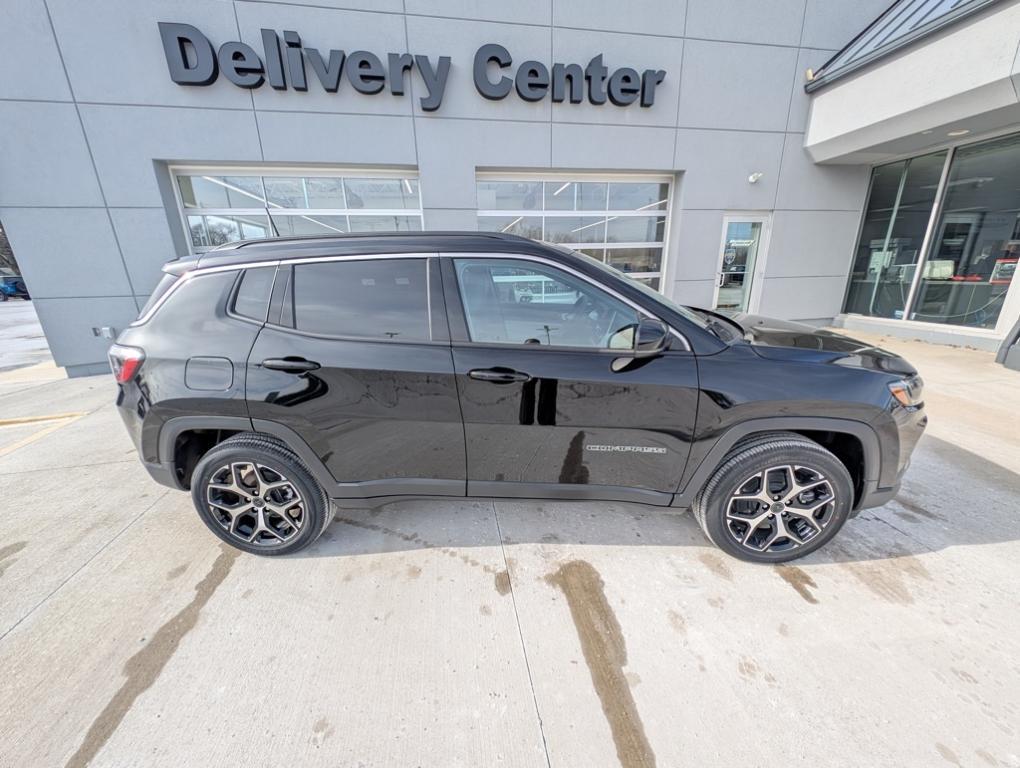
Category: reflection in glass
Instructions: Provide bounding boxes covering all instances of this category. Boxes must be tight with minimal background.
[187,214,269,248]
[478,215,543,239]
[911,134,1020,328]
[477,181,542,210]
[605,247,663,273]
[475,177,672,293]
[178,175,266,208]
[348,215,422,232]
[606,216,666,243]
[544,217,606,243]
[293,259,429,339]
[269,215,348,237]
[842,152,947,319]
[608,182,669,211]
[343,178,420,209]
[715,221,762,311]
[543,181,608,210]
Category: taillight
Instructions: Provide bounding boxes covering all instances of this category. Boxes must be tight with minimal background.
[108,344,145,384]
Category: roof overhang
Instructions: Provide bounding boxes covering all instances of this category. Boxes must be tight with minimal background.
[804,0,1020,164]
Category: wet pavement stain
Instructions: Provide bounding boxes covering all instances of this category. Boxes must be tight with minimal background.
[64,544,240,768]
[165,564,187,581]
[936,742,963,766]
[839,549,931,606]
[494,569,511,596]
[894,495,944,521]
[666,609,686,637]
[697,552,733,581]
[310,716,335,748]
[546,560,656,768]
[975,748,999,765]
[0,541,27,578]
[775,566,819,604]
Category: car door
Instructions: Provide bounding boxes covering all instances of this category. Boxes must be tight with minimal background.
[441,253,699,503]
[246,255,466,499]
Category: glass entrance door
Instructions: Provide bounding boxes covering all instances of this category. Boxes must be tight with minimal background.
[714,216,767,312]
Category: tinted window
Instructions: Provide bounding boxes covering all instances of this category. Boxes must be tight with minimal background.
[139,273,179,318]
[233,267,275,321]
[454,258,639,349]
[292,259,429,340]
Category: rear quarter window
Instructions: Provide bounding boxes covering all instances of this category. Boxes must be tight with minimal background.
[138,273,179,318]
[232,266,276,322]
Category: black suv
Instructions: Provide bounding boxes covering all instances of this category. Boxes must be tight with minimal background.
[112,233,926,562]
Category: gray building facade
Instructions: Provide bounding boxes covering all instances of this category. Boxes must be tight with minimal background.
[4,0,1019,375]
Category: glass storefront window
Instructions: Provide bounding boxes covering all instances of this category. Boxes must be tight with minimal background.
[910,134,1020,329]
[477,175,672,292]
[174,170,423,251]
[843,151,947,319]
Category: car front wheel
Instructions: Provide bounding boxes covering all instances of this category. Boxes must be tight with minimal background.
[693,433,854,563]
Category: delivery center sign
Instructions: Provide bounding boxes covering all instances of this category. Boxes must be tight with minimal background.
[158,22,667,112]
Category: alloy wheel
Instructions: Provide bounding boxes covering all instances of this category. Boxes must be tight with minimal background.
[206,461,305,547]
[724,464,837,555]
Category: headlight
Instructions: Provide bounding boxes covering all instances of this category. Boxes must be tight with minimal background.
[889,375,923,408]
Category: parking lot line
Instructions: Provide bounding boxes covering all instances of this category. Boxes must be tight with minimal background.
[0,412,87,428]
[0,414,84,458]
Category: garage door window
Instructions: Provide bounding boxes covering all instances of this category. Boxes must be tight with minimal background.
[476,177,671,291]
[173,169,423,252]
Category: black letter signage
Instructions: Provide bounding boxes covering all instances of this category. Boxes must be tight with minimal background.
[158,24,665,110]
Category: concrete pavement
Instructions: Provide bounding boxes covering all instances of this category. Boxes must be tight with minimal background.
[0,301,50,373]
[0,341,1018,767]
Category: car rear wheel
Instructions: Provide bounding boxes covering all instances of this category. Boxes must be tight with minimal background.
[190,433,334,556]
[693,433,853,563]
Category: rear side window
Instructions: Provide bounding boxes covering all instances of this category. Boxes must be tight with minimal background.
[232,266,275,321]
[291,258,429,341]
[138,273,179,318]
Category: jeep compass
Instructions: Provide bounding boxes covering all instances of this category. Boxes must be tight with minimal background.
[112,232,926,562]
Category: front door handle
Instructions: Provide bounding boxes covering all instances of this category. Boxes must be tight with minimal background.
[261,357,321,373]
[467,367,532,384]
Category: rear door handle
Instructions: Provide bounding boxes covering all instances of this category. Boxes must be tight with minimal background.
[261,357,321,373]
[467,367,532,384]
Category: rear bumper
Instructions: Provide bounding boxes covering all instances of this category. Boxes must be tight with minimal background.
[854,479,900,515]
[142,459,183,490]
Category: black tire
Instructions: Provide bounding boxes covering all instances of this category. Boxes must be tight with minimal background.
[693,432,853,563]
[190,432,334,556]
[0,292,7,302]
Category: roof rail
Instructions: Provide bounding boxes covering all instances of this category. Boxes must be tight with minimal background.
[219,230,534,250]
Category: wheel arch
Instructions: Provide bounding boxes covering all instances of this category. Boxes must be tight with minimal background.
[158,416,336,492]
[674,418,881,509]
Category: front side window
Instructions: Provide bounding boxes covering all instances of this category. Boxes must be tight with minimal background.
[454,258,639,349]
[476,177,671,291]
[174,169,424,252]
[290,259,429,341]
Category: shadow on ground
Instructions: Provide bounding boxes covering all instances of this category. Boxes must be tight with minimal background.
[297,435,1020,567]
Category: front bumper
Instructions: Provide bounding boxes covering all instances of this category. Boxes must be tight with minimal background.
[857,401,927,514]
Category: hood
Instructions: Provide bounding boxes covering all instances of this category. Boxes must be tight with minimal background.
[729,312,917,375]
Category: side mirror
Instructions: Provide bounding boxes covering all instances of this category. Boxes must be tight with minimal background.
[634,317,671,358]
[611,318,671,372]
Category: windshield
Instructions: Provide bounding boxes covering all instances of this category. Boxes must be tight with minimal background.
[556,245,712,330]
